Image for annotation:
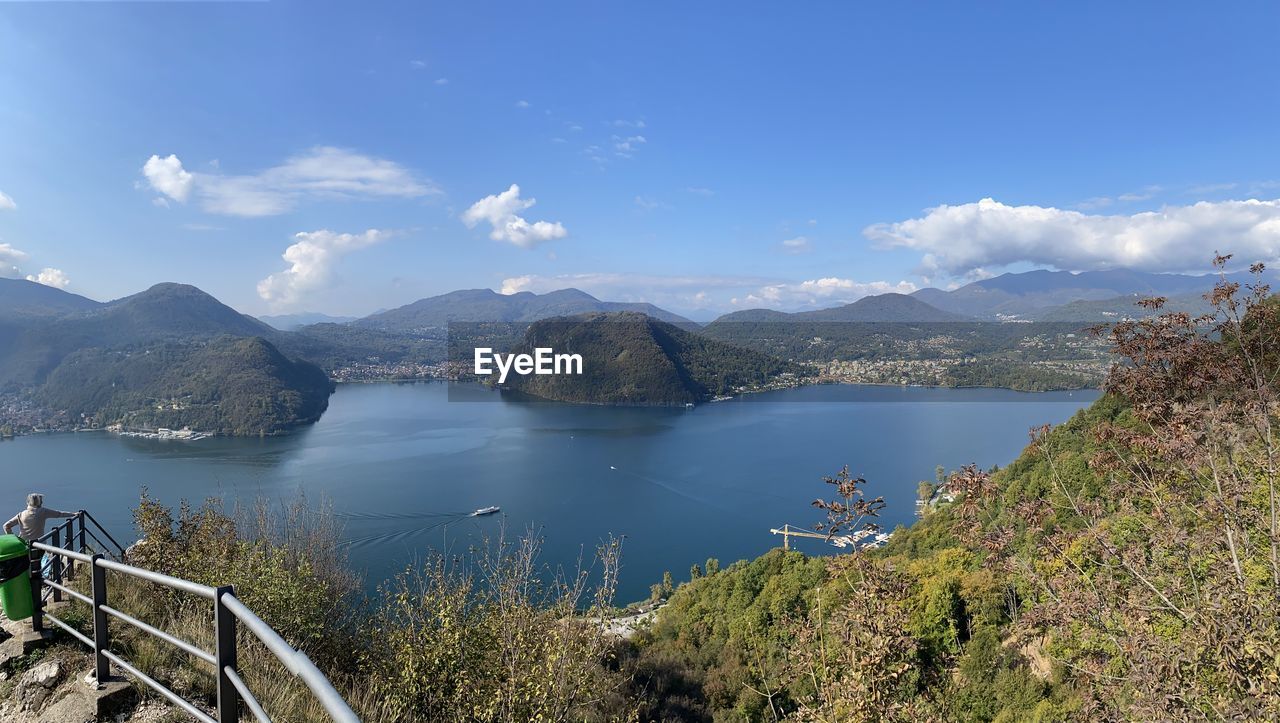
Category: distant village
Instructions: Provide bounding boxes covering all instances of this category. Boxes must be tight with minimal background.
[328,360,461,382]
[0,394,216,440]
[0,393,76,437]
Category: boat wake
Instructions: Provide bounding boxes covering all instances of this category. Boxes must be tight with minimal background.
[608,465,725,510]
[340,506,502,549]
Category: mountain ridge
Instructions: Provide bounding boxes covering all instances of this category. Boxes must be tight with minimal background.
[359,287,697,330]
[711,292,970,324]
[910,268,1270,319]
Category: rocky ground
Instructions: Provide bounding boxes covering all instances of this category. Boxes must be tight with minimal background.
[0,612,184,722]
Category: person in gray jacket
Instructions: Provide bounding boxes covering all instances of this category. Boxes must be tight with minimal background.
[3,493,78,541]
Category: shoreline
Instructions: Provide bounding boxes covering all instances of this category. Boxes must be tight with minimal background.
[0,379,1102,440]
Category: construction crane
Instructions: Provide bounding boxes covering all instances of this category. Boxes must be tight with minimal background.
[769,524,879,550]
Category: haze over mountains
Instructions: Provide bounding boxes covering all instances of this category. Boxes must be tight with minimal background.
[356,287,695,331]
[711,293,971,324]
[259,312,359,331]
[908,268,1259,320]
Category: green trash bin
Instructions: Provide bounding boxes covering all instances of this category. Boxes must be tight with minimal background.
[0,534,33,621]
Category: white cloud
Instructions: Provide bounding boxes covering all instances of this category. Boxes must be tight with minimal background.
[142,147,438,217]
[0,243,67,288]
[0,191,16,211]
[462,184,567,248]
[613,135,646,157]
[583,145,608,166]
[497,272,777,316]
[740,278,918,309]
[1076,185,1163,211]
[780,236,811,254]
[611,119,646,129]
[634,195,666,211]
[498,272,755,297]
[410,59,427,69]
[1118,185,1162,202]
[435,77,449,85]
[142,154,194,203]
[1075,196,1113,211]
[685,187,714,197]
[864,197,1280,276]
[25,268,69,289]
[515,100,530,108]
[1186,182,1238,195]
[0,243,29,278]
[495,271,917,314]
[498,275,536,295]
[257,229,392,306]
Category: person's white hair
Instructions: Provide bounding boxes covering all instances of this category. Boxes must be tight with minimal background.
[26,493,43,508]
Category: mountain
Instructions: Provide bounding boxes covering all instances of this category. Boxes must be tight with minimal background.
[358,288,696,331]
[85,283,276,341]
[911,269,1263,320]
[0,277,102,316]
[40,336,332,435]
[0,283,279,389]
[1028,291,1216,322]
[493,312,806,405]
[710,292,970,324]
[259,312,358,331]
[0,282,336,435]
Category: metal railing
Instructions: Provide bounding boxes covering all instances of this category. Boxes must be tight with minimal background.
[27,511,359,723]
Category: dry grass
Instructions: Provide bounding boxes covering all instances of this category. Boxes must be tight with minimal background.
[41,495,635,722]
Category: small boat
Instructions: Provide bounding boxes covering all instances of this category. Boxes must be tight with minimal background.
[471,506,500,517]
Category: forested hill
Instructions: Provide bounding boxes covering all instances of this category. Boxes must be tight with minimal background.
[494,312,807,405]
[626,273,1280,721]
[0,281,278,389]
[39,336,332,436]
[0,279,335,435]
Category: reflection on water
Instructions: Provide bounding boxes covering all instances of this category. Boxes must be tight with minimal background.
[0,381,1097,602]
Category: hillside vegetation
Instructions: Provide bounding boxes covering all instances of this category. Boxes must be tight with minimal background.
[625,261,1280,721]
[0,281,340,435]
[40,337,332,435]
[496,312,807,405]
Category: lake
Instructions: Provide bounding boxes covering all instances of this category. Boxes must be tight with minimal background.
[0,382,1098,603]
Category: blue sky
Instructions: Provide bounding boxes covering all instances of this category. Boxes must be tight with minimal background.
[1,1,1279,320]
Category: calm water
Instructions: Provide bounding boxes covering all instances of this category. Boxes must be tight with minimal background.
[0,383,1097,602]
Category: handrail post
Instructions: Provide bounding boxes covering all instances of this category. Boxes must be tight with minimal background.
[49,527,62,602]
[64,518,76,578]
[214,585,239,723]
[90,554,110,684]
[29,548,44,633]
[78,512,86,555]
